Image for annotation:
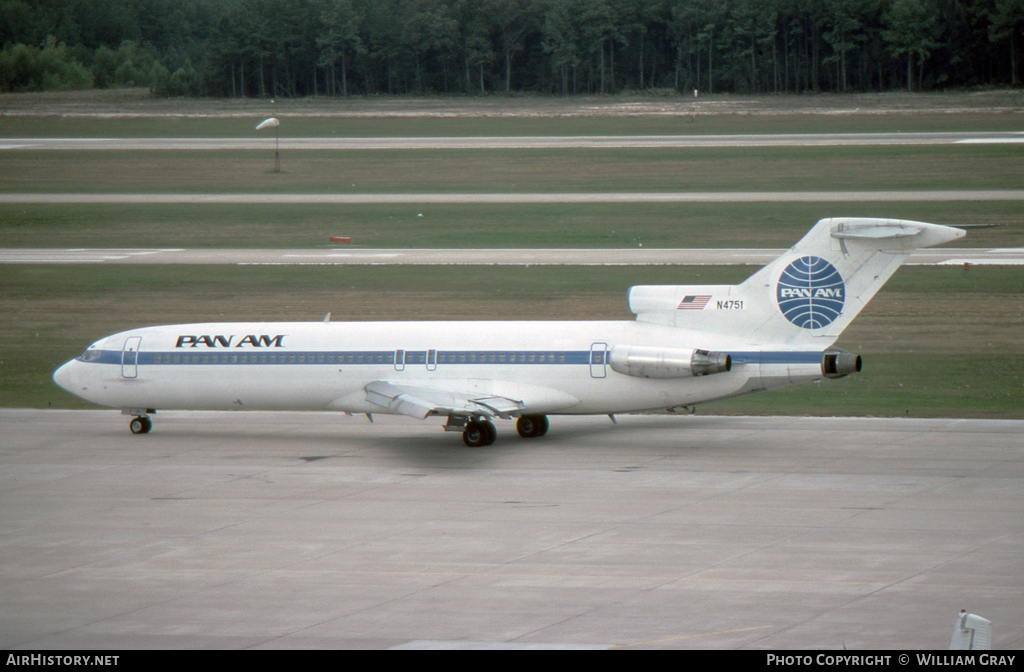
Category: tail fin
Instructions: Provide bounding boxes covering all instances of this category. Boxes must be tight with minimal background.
[629,218,965,347]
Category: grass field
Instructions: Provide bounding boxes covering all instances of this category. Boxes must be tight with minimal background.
[1,201,1021,249]
[3,146,1023,195]
[1,90,1022,415]
[2,88,1023,137]
[4,110,1024,139]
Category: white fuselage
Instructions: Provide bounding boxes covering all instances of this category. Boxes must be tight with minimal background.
[52,218,966,438]
[53,319,825,416]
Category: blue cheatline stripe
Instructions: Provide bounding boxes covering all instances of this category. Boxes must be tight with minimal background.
[77,349,824,367]
[79,349,595,366]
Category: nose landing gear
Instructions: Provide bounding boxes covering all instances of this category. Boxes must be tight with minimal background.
[129,416,152,434]
[124,408,155,434]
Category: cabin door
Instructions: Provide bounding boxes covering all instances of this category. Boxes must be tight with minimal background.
[121,336,141,379]
[590,342,608,379]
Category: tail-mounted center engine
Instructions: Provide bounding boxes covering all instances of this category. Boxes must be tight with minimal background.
[609,345,732,379]
[822,348,862,379]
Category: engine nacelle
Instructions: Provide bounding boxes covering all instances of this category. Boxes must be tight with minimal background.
[609,345,732,379]
[822,348,862,379]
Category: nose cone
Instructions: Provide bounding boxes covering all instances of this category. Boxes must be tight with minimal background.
[53,360,76,393]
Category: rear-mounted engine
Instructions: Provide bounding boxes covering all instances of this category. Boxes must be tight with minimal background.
[609,345,732,379]
[822,349,862,379]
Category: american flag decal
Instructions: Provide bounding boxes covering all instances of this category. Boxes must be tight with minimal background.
[677,295,712,310]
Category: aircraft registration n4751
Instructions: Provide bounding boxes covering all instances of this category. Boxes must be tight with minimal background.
[53,218,965,446]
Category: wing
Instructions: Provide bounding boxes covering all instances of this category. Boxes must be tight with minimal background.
[362,380,580,420]
[364,381,525,420]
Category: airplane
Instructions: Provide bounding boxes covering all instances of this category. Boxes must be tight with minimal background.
[53,217,964,447]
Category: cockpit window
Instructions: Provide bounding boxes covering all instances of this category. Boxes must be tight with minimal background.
[79,349,102,362]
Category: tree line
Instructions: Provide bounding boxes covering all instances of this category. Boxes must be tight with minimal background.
[2,0,1022,97]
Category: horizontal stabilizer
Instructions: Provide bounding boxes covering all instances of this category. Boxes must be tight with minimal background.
[831,224,922,239]
[826,218,964,251]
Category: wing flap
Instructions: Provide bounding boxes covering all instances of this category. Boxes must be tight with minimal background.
[364,381,438,419]
[469,395,525,415]
[364,381,526,420]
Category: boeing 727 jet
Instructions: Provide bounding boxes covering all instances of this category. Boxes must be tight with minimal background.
[53,218,964,446]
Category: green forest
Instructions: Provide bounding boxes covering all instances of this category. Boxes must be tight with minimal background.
[1,0,1022,97]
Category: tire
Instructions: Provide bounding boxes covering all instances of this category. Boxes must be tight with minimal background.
[480,420,496,446]
[129,417,149,434]
[517,415,548,439]
[535,415,549,436]
[464,420,497,447]
[463,423,485,447]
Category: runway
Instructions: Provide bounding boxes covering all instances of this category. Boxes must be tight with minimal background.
[2,131,1023,151]
[3,190,1024,205]
[2,246,1022,266]
[1,410,1021,649]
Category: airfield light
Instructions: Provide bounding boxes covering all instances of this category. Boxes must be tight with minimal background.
[256,117,281,172]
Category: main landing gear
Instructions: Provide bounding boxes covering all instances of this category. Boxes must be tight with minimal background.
[515,415,549,439]
[452,414,550,447]
[462,419,497,447]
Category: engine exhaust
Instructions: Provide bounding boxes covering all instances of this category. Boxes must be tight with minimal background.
[822,349,862,379]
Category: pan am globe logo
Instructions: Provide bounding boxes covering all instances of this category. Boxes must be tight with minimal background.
[776,256,845,329]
